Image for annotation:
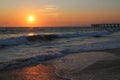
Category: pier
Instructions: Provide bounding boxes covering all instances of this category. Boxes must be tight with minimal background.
[91,24,120,31]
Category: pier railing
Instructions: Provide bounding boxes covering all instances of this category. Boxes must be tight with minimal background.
[91,24,120,31]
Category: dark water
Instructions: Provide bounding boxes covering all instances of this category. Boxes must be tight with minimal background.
[0,27,120,70]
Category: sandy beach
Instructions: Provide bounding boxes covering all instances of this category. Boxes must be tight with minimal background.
[0,48,120,80]
[0,0,120,80]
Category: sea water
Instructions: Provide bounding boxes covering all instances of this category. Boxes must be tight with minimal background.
[0,27,120,70]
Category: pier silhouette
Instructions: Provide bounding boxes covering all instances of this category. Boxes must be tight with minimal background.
[91,24,120,31]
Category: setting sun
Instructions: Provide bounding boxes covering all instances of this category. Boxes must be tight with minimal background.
[28,16,35,22]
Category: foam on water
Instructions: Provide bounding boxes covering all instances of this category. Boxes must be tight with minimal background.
[0,31,112,48]
[61,40,120,54]
[0,38,120,70]
[0,28,119,71]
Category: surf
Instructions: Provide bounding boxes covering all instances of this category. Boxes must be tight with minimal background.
[0,31,112,48]
[0,39,120,71]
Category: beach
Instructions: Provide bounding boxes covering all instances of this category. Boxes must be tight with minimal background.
[0,48,120,80]
[0,0,120,80]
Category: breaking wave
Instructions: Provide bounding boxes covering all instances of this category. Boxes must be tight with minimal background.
[0,30,118,71]
[0,31,112,48]
[0,39,120,71]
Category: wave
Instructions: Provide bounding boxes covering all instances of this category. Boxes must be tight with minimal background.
[0,53,64,71]
[0,39,120,71]
[0,34,58,48]
[61,40,120,54]
[58,31,112,38]
[0,31,112,48]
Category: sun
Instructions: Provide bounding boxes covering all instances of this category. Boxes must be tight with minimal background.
[28,16,35,22]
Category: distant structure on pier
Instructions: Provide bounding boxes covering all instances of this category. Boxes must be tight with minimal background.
[91,23,120,31]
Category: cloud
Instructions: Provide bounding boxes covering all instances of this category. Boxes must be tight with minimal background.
[43,5,58,10]
[37,5,61,16]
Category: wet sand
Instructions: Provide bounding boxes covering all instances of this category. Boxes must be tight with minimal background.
[72,59,120,80]
[0,48,120,80]
[0,63,65,80]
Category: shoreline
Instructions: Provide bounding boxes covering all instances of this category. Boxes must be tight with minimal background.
[0,48,120,80]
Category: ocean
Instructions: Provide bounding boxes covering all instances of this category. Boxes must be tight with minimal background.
[0,27,120,71]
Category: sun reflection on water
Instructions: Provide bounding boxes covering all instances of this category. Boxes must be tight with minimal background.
[28,32,36,36]
[0,64,60,80]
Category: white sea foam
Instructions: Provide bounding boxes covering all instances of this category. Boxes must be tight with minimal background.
[58,31,112,38]
[0,36,27,48]
[0,31,112,47]
[61,40,120,54]
[0,31,119,71]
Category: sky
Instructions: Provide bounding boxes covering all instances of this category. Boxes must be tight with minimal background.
[0,0,120,27]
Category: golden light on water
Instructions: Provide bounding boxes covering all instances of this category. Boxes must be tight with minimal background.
[0,64,57,80]
[28,32,36,36]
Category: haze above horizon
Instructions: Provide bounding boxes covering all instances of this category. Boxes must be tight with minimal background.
[0,0,120,27]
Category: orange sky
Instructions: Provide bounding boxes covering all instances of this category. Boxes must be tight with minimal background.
[1,11,119,27]
[0,0,120,27]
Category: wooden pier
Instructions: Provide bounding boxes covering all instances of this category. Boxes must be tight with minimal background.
[91,24,120,31]
[91,24,120,28]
